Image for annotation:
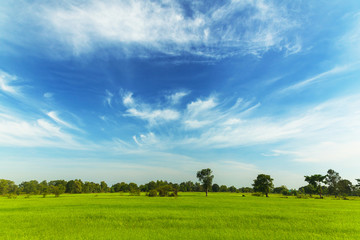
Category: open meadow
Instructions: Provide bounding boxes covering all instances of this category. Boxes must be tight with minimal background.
[0,193,359,240]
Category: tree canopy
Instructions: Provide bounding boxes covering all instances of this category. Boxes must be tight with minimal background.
[252,174,274,197]
[196,168,214,197]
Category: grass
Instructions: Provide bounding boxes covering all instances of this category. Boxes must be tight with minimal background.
[0,193,359,239]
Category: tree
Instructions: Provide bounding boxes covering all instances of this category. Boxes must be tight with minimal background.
[228,186,237,192]
[212,184,220,192]
[0,179,17,195]
[273,185,289,195]
[196,168,214,197]
[66,180,83,193]
[39,180,49,198]
[100,181,108,193]
[252,174,274,197]
[337,179,353,196]
[325,169,341,197]
[219,185,228,192]
[19,180,40,195]
[304,174,326,198]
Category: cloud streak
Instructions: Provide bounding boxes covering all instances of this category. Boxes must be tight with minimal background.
[0,70,19,95]
[4,0,301,59]
[121,90,180,125]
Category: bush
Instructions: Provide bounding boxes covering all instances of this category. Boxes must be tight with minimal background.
[129,189,140,196]
[296,194,309,199]
[251,192,263,197]
[148,190,157,197]
[7,194,17,199]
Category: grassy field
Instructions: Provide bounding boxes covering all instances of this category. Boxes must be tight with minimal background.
[0,193,359,240]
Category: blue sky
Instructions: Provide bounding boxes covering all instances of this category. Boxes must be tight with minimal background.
[1,0,360,188]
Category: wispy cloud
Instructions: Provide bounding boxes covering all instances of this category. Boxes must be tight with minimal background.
[121,90,180,125]
[167,90,190,104]
[0,112,86,149]
[104,90,114,107]
[43,92,53,98]
[47,111,82,132]
[4,0,301,59]
[0,70,19,95]
[278,65,351,94]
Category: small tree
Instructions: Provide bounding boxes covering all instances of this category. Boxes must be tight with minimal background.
[212,184,220,192]
[304,174,326,198]
[252,174,274,197]
[196,168,214,197]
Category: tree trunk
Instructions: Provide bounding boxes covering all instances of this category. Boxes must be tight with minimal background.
[206,189,208,197]
[265,192,268,197]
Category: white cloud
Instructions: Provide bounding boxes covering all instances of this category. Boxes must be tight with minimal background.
[126,108,180,123]
[121,91,180,125]
[279,65,351,94]
[7,0,300,58]
[133,132,158,147]
[0,70,19,95]
[186,97,217,117]
[0,112,85,149]
[121,90,135,107]
[104,90,113,107]
[43,92,53,98]
[167,90,190,104]
[181,94,360,150]
[47,111,81,131]
[184,120,211,129]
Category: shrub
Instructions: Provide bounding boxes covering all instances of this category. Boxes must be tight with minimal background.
[296,194,309,199]
[7,194,17,199]
[148,190,157,197]
[129,189,140,196]
[251,192,263,197]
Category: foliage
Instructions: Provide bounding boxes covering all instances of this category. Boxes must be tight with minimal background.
[219,185,228,192]
[252,174,274,197]
[148,190,157,197]
[157,185,177,197]
[304,174,326,198]
[337,179,353,196]
[212,184,220,192]
[196,168,214,196]
[325,169,341,196]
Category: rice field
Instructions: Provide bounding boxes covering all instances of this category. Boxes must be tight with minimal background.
[0,192,359,239]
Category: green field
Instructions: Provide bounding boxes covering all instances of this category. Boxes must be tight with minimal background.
[1,193,359,239]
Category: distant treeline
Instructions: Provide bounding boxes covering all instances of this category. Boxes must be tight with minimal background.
[1,169,359,197]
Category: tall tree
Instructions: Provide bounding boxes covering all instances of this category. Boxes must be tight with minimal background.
[325,169,341,196]
[304,174,326,198]
[252,174,274,197]
[337,179,353,196]
[196,168,214,197]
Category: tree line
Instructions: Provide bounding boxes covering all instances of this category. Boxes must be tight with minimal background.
[0,168,359,198]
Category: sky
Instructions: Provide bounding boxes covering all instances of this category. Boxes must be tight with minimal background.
[1,0,360,188]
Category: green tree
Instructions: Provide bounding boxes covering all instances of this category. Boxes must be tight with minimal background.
[0,179,17,195]
[39,180,49,198]
[337,179,353,196]
[219,185,228,192]
[212,183,220,192]
[228,186,237,192]
[100,181,108,193]
[325,169,341,197]
[66,180,83,193]
[252,174,274,197]
[196,168,214,197]
[273,185,288,195]
[304,174,326,198]
[19,180,40,195]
